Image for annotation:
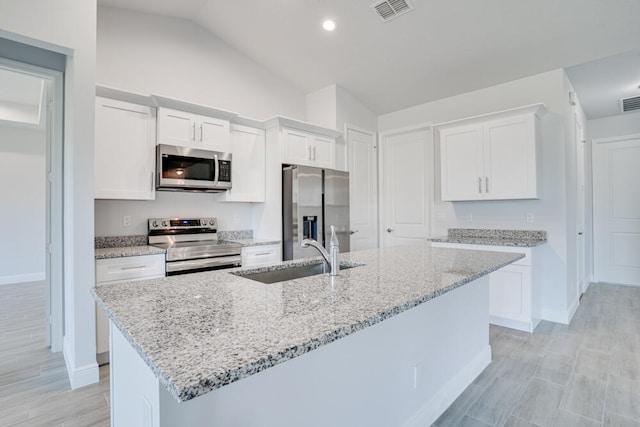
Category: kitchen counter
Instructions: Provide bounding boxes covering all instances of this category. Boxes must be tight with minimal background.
[226,238,280,247]
[94,245,166,259]
[93,244,522,404]
[430,228,547,247]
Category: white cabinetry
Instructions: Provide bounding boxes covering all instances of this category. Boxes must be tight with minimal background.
[438,104,544,201]
[241,244,281,267]
[94,97,156,200]
[282,127,335,169]
[95,254,165,365]
[431,242,540,332]
[224,124,266,202]
[157,107,230,151]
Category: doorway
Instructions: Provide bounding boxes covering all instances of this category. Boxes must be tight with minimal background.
[593,134,640,286]
[346,125,378,251]
[0,58,64,352]
[379,126,431,247]
[575,117,587,295]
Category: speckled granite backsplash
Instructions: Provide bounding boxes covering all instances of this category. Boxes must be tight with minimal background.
[448,228,546,240]
[218,230,253,240]
[95,235,147,248]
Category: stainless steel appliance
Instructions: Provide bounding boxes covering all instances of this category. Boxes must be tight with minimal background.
[282,165,350,261]
[156,144,232,192]
[148,217,241,275]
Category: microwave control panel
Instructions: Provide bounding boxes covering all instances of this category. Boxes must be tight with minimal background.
[218,160,231,182]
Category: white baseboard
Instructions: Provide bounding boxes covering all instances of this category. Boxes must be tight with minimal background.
[542,301,579,325]
[490,315,534,333]
[403,345,492,427]
[64,337,99,389]
[567,295,580,323]
[0,272,45,285]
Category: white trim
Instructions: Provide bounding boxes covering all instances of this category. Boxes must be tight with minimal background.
[0,28,73,56]
[64,337,99,389]
[432,103,547,128]
[541,298,579,325]
[592,133,640,145]
[0,272,45,285]
[403,345,492,427]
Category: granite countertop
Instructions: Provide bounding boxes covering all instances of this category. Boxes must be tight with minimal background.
[95,245,166,260]
[430,228,547,248]
[92,244,523,403]
[228,238,281,247]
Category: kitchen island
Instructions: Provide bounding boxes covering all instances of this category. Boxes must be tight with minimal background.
[93,244,523,427]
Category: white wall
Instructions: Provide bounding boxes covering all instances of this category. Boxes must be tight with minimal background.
[0,125,45,284]
[588,110,640,140]
[378,70,575,323]
[305,84,377,132]
[0,0,99,388]
[95,193,253,236]
[306,85,337,129]
[97,6,305,121]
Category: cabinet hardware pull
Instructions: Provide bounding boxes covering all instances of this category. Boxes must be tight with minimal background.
[387,228,394,233]
[200,124,203,142]
[192,123,196,141]
[121,265,146,270]
[350,230,358,235]
[313,146,316,161]
[308,145,313,161]
[255,252,271,256]
[485,177,489,193]
[478,177,482,193]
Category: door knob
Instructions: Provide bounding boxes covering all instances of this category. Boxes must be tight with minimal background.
[387,228,394,233]
[349,230,358,235]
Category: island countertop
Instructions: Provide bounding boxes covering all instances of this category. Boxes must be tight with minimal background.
[92,244,523,403]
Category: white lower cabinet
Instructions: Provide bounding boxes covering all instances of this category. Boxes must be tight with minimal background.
[95,254,165,364]
[241,244,281,267]
[430,241,540,332]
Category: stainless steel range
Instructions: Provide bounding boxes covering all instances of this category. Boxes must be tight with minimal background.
[148,217,242,275]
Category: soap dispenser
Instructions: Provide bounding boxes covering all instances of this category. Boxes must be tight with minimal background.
[329,225,340,276]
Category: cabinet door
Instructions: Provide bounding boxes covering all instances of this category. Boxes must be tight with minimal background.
[489,264,531,323]
[439,124,484,201]
[157,107,196,147]
[95,97,156,200]
[226,125,266,202]
[282,128,312,166]
[311,134,336,169]
[484,114,537,199]
[198,114,230,152]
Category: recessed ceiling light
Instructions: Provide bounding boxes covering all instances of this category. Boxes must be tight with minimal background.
[323,20,336,31]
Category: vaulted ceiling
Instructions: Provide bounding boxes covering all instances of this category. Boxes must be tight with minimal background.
[97,0,640,116]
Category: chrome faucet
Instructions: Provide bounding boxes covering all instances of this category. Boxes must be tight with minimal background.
[301,226,340,276]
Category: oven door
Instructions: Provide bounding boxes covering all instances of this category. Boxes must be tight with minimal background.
[166,255,242,275]
[156,144,232,192]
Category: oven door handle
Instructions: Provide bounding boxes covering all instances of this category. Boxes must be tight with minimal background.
[166,249,241,262]
[166,255,242,274]
[213,154,219,187]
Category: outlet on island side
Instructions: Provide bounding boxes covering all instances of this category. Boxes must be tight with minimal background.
[466,212,473,222]
[526,212,534,223]
[123,215,132,227]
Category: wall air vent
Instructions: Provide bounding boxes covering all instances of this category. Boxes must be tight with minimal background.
[372,0,413,22]
[621,95,640,113]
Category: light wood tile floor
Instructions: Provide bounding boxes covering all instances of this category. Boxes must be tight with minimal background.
[0,281,110,427]
[435,283,640,427]
[2,281,639,426]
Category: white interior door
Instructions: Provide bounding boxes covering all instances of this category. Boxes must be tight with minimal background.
[346,126,377,251]
[575,119,587,294]
[381,128,430,247]
[593,135,640,286]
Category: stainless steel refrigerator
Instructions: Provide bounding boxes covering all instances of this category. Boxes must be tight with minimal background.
[283,165,350,261]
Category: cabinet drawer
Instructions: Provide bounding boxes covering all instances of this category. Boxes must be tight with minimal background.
[96,254,166,283]
[241,245,281,267]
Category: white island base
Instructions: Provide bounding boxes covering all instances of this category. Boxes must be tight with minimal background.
[110,276,491,427]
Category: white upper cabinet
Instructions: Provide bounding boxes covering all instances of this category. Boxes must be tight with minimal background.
[95,97,156,200]
[157,107,230,152]
[439,104,544,201]
[224,124,266,202]
[282,127,336,169]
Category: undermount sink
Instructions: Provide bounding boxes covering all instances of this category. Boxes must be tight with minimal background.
[233,261,361,284]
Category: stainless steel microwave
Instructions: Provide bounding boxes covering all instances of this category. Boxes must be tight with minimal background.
[156,144,232,192]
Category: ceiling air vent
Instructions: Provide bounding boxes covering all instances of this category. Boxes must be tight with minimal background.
[621,95,640,113]
[372,0,413,22]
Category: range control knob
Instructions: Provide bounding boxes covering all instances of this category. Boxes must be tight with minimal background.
[162,220,168,227]
[201,219,207,226]
[209,219,215,226]
[152,220,158,227]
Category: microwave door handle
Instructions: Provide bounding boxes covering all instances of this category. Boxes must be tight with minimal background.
[213,154,219,186]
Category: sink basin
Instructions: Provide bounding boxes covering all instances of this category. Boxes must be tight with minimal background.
[233,261,361,284]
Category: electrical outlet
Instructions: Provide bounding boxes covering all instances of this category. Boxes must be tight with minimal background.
[466,213,473,222]
[123,215,131,227]
[436,211,446,222]
[526,212,534,223]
